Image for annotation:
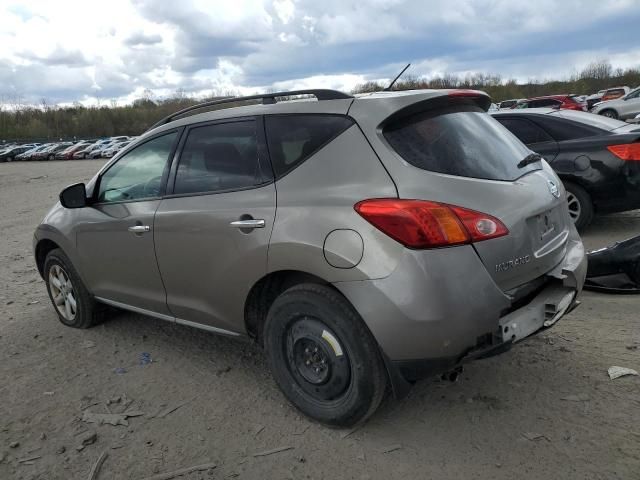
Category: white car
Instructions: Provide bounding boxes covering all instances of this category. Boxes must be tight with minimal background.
[591,87,640,120]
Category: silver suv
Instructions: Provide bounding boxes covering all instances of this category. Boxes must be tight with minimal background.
[34,89,587,426]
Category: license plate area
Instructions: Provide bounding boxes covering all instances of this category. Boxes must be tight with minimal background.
[535,207,561,244]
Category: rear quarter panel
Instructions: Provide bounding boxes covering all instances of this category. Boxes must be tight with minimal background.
[268,124,403,281]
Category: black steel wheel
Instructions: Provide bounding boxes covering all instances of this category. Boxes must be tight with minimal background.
[264,283,387,427]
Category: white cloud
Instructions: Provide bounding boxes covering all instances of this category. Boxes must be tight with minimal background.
[0,0,637,105]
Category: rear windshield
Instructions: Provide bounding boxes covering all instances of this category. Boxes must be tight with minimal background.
[383,105,540,181]
[551,110,629,132]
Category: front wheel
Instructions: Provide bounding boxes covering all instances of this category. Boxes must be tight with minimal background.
[44,248,106,328]
[564,182,594,230]
[264,283,388,427]
[600,109,618,119]
[6,156,13,162]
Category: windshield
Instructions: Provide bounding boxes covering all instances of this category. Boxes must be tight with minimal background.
[384,105,541,181]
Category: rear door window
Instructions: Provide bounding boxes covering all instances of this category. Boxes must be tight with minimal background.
[265,114,353,178]
[495,117,554,144]
[383,105,539,181]
[173,120,261,195]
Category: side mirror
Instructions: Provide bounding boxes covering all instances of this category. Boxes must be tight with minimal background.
[60,183,87,209]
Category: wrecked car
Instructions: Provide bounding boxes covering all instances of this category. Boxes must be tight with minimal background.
[34,88,586,426]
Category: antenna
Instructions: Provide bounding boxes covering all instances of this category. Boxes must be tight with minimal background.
[384,63,411,91]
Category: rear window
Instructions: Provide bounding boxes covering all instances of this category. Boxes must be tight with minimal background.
[605,89,625,97]
[265,114,354,178]
[383,105,540,181]
[551,110,628,132]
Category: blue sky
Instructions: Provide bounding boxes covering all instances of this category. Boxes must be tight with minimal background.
[0,0,639,105]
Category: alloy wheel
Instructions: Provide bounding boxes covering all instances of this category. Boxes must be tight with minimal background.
[48,264,77,321]
[566,192,581,223]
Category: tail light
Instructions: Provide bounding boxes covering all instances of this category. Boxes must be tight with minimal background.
[354,199,508,249]
[607,143,640,161]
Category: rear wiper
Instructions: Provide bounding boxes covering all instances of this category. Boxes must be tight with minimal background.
[517,153,542,168]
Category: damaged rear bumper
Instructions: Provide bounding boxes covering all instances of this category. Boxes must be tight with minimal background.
[335,229,587,397]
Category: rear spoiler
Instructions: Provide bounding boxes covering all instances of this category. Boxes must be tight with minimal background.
[380,90,492,128]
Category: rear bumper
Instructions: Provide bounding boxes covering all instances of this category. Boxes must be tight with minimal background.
[334,229,586,384]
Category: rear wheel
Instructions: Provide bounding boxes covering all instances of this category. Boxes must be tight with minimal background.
[564,182,593,230]
[600,109,618,119]
[264,283,387,427]
[44,248,106,328]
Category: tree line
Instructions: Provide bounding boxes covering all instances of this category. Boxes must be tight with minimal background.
[1,61,639,143]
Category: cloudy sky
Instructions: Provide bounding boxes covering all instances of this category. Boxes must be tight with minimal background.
[1,0,639,105]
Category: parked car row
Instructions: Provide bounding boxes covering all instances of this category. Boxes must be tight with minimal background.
[0,136,137,162]
[498,86,640,121]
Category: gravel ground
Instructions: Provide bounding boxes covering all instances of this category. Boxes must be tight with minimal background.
[1,160,639,480]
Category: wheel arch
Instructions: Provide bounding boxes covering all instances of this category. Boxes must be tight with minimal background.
[35,238,62,278]
[598,107,618,117]
[244,270,334,343]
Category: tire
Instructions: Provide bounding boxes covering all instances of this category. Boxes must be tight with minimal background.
[264,283,387,427]
[564,182,594,230]
[44,248,106,328]
[48,154,54,160]
[6,156,13,162]
[600,109,618,119]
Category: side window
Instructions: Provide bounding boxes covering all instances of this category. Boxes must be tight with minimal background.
[265,114,354,178]
[173,120,259,195]
[97,131,177,203]
[626,89,640,100]
[531,99,560,108]
[496,117,554,144]
[533,117,599,141]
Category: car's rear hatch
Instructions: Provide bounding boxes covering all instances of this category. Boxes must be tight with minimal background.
[354,92,572,292]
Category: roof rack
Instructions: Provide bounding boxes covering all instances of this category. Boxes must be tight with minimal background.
[147,89,353,131]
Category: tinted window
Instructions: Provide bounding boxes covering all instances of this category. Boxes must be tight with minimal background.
[496,117,554,144]
[384,105,539,181]
[499,100,517,108]
[98,132,177,203]
[532,116,600,141]
[530,99,561,108]
[174,121,259,195]
[265,115,353,177]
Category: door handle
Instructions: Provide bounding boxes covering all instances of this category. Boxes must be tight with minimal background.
[229,219,265,229]
[128,225,150,233]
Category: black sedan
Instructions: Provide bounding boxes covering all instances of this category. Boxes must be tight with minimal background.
[492,108,640,229]
[0,145,31,162]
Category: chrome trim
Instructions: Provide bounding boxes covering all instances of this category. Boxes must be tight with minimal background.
[229,219,265,229]
[94,297,240,337]
[128,225,151,233]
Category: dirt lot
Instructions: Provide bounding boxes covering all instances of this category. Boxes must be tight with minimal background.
[1,160,639,480]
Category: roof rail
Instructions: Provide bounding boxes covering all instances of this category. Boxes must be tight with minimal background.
[146,89,353,132]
